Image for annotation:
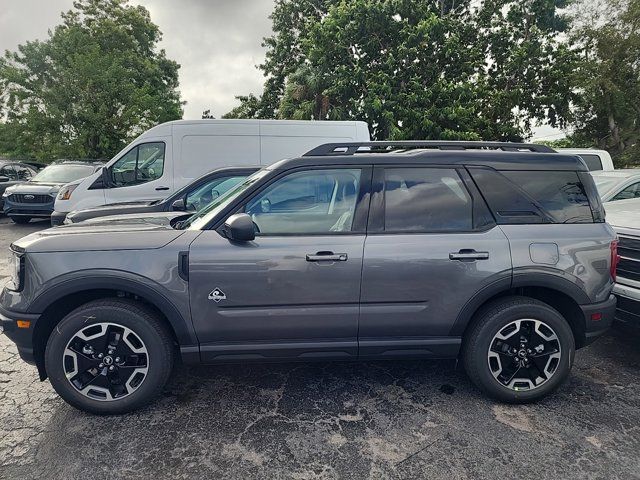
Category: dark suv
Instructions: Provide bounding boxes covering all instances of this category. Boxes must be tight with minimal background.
[0,142,617,414]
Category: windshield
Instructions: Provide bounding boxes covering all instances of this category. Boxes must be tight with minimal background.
[182,169,270,230]
[32,164,96,183]
[593,176,623,197]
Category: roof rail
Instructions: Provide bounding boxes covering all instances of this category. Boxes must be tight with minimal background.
[303,141,556,156]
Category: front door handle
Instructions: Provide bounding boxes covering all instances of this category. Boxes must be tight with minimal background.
[155,186,170,191]
[449,249,490,261]
[306,251,348,262]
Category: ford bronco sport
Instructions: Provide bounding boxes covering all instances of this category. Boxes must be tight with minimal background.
[0,141,618,414]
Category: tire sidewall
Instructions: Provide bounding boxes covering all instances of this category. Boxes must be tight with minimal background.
[46,302,171,414]
[471,302,575,403]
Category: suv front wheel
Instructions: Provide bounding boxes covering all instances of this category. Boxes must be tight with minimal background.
[463,297,575,403]
[45,299,174,414]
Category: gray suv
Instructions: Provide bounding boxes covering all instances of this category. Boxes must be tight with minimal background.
[0,141,618,414]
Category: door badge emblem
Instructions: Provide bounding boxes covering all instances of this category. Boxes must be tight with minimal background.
[208,288,227,302]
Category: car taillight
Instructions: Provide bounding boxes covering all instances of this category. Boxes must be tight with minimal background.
[610,239,620,282]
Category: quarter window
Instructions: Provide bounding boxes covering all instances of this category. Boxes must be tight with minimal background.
[111,142,165,187]
[245,169,362,235]
[383,168,473,232]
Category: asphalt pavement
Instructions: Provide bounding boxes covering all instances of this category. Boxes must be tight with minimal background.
[1,218,639,479]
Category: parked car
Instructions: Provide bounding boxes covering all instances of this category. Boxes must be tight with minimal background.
[603,198,640,325]
[3,161,104,224]
[51,119,371,225]
[0,161,39,210]
[0,141,617,414]
[64,166,259,224]
[592,169,640,202]
[557,148,614,171]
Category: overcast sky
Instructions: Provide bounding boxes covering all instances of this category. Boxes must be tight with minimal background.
[0,0,274,119]
[0,0,562,140]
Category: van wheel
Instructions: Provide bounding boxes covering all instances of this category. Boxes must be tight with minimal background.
[45,299,174,414]
[462,296,575,403]
[11,216,31,224]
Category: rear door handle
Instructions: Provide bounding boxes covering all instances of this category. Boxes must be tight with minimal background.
[306,251,348,262]
[155,186,170,191]
[449,249,490,261]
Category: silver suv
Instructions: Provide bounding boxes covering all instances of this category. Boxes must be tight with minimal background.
[0,141,618,414]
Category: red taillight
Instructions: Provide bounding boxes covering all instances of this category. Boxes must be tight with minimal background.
[610,239,620,282]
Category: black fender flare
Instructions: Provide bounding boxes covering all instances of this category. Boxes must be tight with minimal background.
[29,270,198,346]
[450,271,590,336]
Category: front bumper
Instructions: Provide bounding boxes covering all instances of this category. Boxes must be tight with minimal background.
[50,210,67,226]
[613,282,640,325]
[580,294,617,346]
[0,303,40,365]
[4,198,55,218]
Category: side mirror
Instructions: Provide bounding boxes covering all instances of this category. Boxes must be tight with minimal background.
[222,213,255,242]
[171,198,186,211]
[0,176,10,183]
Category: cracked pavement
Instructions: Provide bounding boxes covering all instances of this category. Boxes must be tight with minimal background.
[1,219,639,479]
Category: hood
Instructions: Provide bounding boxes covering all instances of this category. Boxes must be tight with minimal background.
[605,198,640,235]
[13,212,192,253]
[5,182,63,196]
[68,200,159,216]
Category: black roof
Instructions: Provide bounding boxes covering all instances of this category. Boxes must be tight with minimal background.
[269,141,588,172]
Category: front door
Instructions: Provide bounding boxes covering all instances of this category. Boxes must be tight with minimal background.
[189,166,371,362]
[359,166,512,357]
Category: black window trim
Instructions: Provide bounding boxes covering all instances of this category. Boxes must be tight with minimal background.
[367,164,496,235]
[211,165,374,237]
[91,141,167,190]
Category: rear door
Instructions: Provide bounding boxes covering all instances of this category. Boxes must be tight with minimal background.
[359,166,512,358]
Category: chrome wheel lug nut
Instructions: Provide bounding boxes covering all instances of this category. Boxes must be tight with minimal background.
[115,357,121,362]
[98,353,104,359]
[99,363,104,368]
[109,365,115,371]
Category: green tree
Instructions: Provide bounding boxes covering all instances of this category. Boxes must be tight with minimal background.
[570,0,640,166]
[0,0,183,161]
[227,0,576,141]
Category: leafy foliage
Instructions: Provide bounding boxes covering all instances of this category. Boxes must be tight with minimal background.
[0,0,183,161]
[227,0,577,141]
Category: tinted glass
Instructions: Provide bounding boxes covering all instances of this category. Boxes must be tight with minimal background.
[612,181,640,201]
[111,142,165,187]
[13,165,33,180]
[384,168,472,232]
[185,176,246,211]
[501,171,593,223]
[579,154,603,171]
[32,164,95,183]
[593,176,621,197]
[0,165,17,180]
[245,169,362,234]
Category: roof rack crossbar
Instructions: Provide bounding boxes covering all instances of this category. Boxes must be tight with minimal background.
[303,141,556,156]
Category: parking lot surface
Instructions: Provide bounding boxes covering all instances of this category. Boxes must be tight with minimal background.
[0,218,639,479]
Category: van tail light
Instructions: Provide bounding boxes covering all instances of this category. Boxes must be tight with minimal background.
[610,239,620,282]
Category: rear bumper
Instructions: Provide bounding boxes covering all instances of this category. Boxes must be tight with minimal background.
[50,210,67,226]
[580,294,616,346]
[613,282,640,325]
[0,303,39,365]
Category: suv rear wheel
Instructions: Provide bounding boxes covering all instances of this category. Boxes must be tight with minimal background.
[462,297,575,403]
[45,299,174,414]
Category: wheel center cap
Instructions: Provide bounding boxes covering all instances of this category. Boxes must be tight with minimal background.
[103,356,113,366]
[517,349,527,359]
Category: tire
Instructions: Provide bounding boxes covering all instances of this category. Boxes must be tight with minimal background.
[11,216,31,224]
[45,298,174,415]
[462,296,575,403]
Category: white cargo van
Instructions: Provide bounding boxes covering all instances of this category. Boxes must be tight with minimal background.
[51,119,370,225]
[557,148,614,171]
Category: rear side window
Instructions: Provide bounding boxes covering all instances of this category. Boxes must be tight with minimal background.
[383,168,473,232]
[469,168,594,224]
[578,154,603,171]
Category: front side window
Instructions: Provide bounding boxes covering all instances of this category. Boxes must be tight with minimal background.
[13,165,33,180]
[383,168,473,232]
[245,169,362,235]
[612,182,640,201]
[185,176,247,211]
[111,142,165,187]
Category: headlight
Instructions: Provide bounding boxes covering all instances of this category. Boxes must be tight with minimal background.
[58,184,78,201]
[3,190,12,198]
[7,250,24,291]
